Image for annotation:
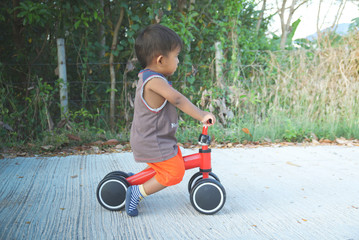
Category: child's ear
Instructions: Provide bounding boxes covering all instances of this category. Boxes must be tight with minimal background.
[156,55,164,65]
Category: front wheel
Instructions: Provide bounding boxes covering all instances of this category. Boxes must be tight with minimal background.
[190,179,226,215]
[96,176,129,211]
[188,172,220,193]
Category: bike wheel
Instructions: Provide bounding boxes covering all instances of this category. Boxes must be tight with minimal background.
[104,171,131,179]
[188,172,220,193]
[190,178,226,215]
[96,176,129,211]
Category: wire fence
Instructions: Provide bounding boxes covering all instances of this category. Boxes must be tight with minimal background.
[3,47,349,120]
[2,59,265,93]
[2,43,359,143]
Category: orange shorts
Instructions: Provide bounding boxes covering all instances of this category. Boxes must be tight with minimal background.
[147,147,185,187]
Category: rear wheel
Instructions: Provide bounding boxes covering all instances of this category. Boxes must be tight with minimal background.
[104,171,130,179]
[96,176,129,211]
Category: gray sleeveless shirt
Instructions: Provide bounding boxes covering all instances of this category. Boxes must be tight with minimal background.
[130,69,179,163]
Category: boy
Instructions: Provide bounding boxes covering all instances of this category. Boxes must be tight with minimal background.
[127,24,216,217]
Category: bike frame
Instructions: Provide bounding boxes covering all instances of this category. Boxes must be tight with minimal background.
[126,126,211,186]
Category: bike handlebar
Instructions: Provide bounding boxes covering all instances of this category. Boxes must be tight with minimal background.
[201,118,213,135]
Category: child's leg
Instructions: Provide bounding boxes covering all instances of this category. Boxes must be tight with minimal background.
[126,178,165,217]
[143,176,166,195]
[125,185,146,216]
[126,147,184,216]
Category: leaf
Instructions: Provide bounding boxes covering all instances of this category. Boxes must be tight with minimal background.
[106,88,118,93]
[90,140,104,146]
[103,139,120,146]
[287,19,301,44]
[67,134,81,142]
[187,76,195,84]
[286,161,301,167]
[41,145,54,151]
[320,139,332,143]
[74,20,81,29]
[335,137,350,145]
[112,49,119,57]
[242,128,252,137]
[0,121,14,131]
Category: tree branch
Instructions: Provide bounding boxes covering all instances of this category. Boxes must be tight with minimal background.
[109,7,125,131]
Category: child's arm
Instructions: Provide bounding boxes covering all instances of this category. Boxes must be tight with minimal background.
[146,77,216,125]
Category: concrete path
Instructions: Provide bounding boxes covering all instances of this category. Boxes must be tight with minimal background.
[0,146,359,239]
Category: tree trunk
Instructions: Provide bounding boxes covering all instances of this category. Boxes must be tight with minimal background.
[279,0,308,49]
[330,0,347,33]
[12,0,22,50]
[256,0,267,35]
[230,18,240,83]
[279,0,294,49]
[109,7,124,131]
[178,0,186,11]
[98,0,106,58]
[215,41,224,88]
[316,0,323,46]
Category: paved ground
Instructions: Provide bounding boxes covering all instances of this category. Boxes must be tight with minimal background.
[0,146,359,240]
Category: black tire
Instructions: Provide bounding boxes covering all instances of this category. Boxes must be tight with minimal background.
[96,176,130,211]
[104,171,130,179]
[188,172,220,193]
[190,179,226,215]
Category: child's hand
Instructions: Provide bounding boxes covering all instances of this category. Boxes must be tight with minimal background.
[201,112,216,126]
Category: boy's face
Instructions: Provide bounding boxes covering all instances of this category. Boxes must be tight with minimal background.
[161,47,180,76]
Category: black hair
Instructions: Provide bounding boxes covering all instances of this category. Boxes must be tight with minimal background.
[135,24,183,68]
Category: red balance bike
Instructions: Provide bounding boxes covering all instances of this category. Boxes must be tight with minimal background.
[96,125,226,215]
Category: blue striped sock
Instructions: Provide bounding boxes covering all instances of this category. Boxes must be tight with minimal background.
[125,185,144,217]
